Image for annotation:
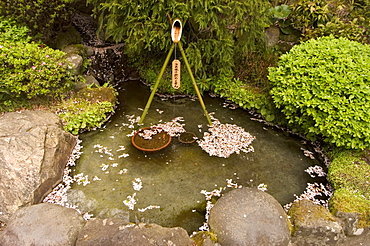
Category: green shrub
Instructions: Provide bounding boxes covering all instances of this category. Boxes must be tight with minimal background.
[57,85,117,135]
[0,17,77,112]
[0,41,75,111]
[213,76,279,122]
[0,17,31,43]
[289,0,369,43]
[87,0,271,92]
[0,0,77,44]
[268,36,370,149]
[306,17,367,44]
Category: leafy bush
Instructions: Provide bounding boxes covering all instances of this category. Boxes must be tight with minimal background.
[0,41,75,110]
[87,0,271,92]
[0,0,77,44]
[289,0,369,43]
[0,17,78,112]
[268,36,370,149]
[56,85,117,135]
[0,17,31,43]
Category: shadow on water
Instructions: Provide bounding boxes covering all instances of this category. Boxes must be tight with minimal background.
[69,80,324,234]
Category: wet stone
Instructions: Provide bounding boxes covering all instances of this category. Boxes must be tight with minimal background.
[209,187,290,246]
[76,218,194,246]
[0,203,86,246]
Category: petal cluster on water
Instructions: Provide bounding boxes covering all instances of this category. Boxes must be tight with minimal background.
[154,117,186,137]
[197,120,256,158]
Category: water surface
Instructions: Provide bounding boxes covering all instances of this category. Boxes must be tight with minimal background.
[69,80,322,233]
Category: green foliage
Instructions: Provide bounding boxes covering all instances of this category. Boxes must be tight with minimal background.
[87,0,271,90]
[0,0,77,44]
[268,36,370,149]
[57,85,117,135]
[213,76,278,122]
[270,4,291,19]
[236,49,279,90]
[307,17,367,44]
[290,0,330,30]
[289,0,369,43]
[0,17,31,43]
[0,41,75,111]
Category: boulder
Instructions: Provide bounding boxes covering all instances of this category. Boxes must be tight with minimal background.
[0,203,86,246]
[66,53,84,75]
[0,110,76,223]
[265,25,280,47]
[209,187,291,246]
[75,75,100,91]
[76,218,194,246]
[288,199,345,245]
[56,26,82,50]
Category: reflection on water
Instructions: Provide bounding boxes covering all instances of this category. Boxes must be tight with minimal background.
[69,80,323,233]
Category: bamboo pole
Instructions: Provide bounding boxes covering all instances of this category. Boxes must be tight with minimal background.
[138,43,175,125]
[178,41,213,126]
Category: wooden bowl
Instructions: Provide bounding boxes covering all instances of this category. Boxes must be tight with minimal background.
[132,127,171,152]
[178,132,197,144]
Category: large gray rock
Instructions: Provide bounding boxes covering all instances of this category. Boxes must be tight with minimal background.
[288,199,345,245]
[209,187,290,246]
[0,110,76,223]
[76,218,194,246]
[0,203,86,246]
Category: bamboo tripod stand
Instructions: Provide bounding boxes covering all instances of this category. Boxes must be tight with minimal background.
[138,20,212,126]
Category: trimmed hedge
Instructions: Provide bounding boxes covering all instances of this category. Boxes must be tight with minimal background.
[268,36,370,149]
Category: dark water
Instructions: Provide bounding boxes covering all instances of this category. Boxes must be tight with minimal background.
[69,80,323,233]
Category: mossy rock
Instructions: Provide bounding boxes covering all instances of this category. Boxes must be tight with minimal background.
[329,188,370,228]
[191,231,218,246]
[62,44,87,57]
[56,26,82,50]
[287,199,345,245]
[327,150,370,197]
[327,149,370,228]
[75,86,117,105]
[288,199,338,229]
[56,85,118,134]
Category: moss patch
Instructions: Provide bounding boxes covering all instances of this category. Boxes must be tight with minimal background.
[329,188,370,228]
[328,150,370,198]
[327,149,370,228]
